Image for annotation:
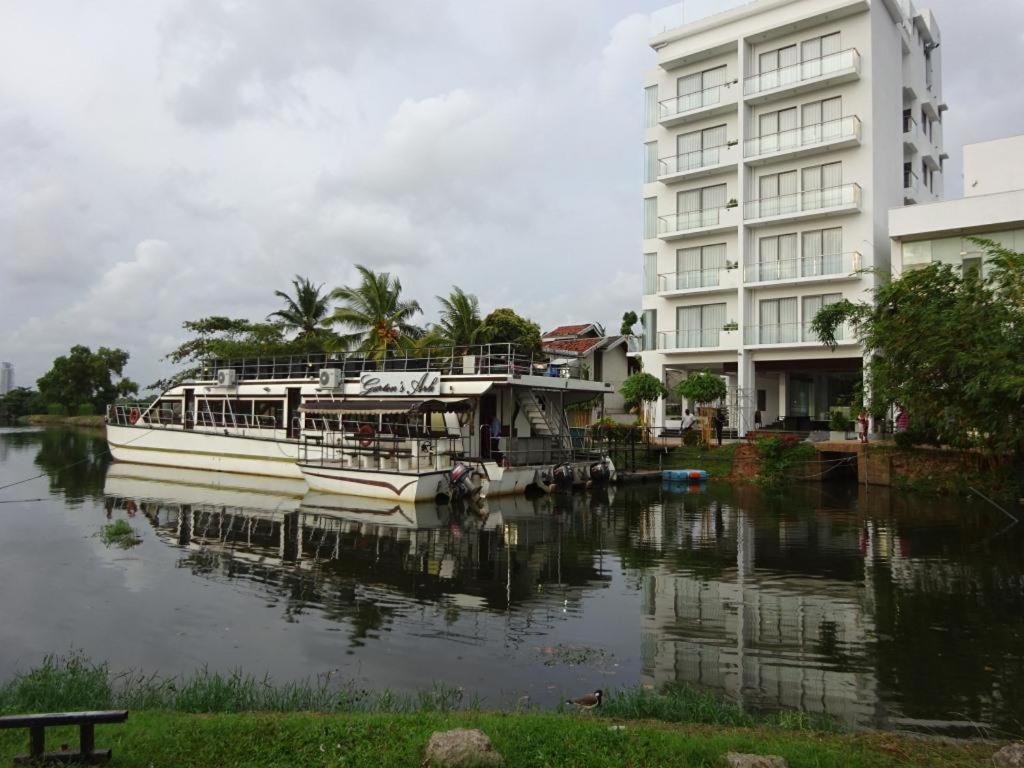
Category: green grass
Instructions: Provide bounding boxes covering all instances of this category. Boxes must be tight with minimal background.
[0,711,995,768]
[0,656,999,767]
[622,443,738,477]
[100,520,142,549]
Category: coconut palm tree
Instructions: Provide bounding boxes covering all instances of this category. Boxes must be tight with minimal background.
[433,286,485,351]
[267,276,334,348]
[329,265,423,358]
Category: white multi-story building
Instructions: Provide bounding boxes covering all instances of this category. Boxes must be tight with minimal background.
[640,0,946,434]
[890,134,1024,276]
[0,362,13,396]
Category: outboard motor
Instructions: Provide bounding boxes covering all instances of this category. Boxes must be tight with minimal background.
[448,462,480,498]
[589,460,611,484]
[551,462,575,488]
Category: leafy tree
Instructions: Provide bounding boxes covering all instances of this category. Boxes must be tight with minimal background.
[432,286,486,350]
[37,345,139,414]
[674,370,727,405]
[620,372,668,427]
[620,311,638,337]
[812,238,1024,457]
[0,387,46,422]
[329,265,423,358]
[158,316,310,389]
[480,308,542,355]
[267,275,337,350]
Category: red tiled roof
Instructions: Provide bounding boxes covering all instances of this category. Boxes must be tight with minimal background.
[543,324,592,338]
[542,337,607,355]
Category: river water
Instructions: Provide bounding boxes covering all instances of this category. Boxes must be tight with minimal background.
[1,426,1022,735]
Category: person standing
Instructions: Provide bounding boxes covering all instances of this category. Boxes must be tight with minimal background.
[680,409,696,431]
[896,407,909,433]
[857,409,869,444]
[713,409,725,446]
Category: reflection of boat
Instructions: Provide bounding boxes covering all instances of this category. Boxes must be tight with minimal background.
[103,463,306,511]
[299,492,449,529]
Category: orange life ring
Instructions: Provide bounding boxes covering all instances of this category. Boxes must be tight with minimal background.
[357,423,375,448]
[129,408,141,425]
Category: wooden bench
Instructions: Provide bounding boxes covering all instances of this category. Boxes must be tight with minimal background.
[0,710,128,765]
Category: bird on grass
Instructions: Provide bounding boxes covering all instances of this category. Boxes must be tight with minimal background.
[566,689,602,711]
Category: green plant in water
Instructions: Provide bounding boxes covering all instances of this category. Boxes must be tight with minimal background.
[101,519,142,549]
[754,436,818,488]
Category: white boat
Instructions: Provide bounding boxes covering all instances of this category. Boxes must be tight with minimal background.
[105,344,614,498]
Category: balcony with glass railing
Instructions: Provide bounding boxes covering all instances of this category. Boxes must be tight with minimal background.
[658,204,739,240]
[658,84,737,128]
[658,328,739,351]
[743,251,862,285]
[903,170,920,201]
[744,116,861,166]
[743,322,851,346]
[902,115,919,154]
[657,265,739,295]
[743,183,861,226]
[744,49,861,103]
[658,143,738,183]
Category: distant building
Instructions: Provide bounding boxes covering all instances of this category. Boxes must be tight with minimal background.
[0,362,13,396]
[542,324,633,423]
[890,134,1024,276]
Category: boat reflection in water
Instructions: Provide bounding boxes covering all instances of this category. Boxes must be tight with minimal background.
[102,463,606,619]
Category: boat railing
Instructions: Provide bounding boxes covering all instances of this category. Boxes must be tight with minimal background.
[193,411,280,431]
[106,402,170,427]
[198,343,545,383]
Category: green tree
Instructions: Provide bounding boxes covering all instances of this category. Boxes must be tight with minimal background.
[37,345,139,414]
[267,275,336,350]
[674,370,727,405]
[329,265,423,358]
[0,387,45,422]
[620,311,639,337]
[620,372,668,427]
[480,308,542,355]
[432,286,486,350]
[812,238,1024,456]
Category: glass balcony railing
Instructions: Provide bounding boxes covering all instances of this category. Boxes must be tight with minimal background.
[743,251,861,283]
[658,145,729,176]
[744,116,861,159]
[744,49,860,98]
[658,85,727,122]
[902,115,918,137]
[658,206,734,235]
[658,266,738,291]
[658,329,727,350]
[743,183,860,221]
[743,322,847,345]
[904,170,920,194]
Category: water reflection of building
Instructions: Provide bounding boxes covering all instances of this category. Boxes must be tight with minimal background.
[103,464,609,631]
[637,495,881,729]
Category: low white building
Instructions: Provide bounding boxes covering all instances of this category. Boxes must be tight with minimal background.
[541,324,632,423]
[890,134,1024,275]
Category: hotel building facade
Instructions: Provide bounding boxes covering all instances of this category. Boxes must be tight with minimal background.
[639,0,946,434]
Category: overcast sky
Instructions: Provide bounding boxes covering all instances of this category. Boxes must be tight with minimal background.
[2,0,1022,389]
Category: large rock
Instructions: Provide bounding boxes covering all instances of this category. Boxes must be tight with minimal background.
[423,729,504,767]
[724,753,788,768]
[994,743,1024,767]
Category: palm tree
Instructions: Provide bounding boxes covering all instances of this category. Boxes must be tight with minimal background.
[433,286,485,351]
[329,265,423,358]
[267,276,333,347]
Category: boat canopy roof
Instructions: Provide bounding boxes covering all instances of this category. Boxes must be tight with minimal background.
[299,397,473,415]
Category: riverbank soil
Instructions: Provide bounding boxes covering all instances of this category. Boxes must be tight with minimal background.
[0,711,996,768]
[20,414,105,428]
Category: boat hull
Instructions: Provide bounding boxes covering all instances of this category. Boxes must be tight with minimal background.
[298,463,452,502]
[105,424,316,479]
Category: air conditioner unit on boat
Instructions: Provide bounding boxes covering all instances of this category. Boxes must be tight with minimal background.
[216,369,237,387]
[318,368,343,389]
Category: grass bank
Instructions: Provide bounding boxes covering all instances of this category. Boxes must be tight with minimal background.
[20,414,105,428]
[0,711,995,768]
[0,656,997,767]
[618,443,738,478]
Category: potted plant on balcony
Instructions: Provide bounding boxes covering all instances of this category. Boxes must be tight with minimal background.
[725,198,738,209]
[720,320,740,346]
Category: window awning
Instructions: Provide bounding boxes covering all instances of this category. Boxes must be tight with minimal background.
[299,397,473,415]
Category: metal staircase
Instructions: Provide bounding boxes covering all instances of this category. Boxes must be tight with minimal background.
[516,390,573,456]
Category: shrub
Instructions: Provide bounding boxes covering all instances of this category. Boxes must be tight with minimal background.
[77,403,96,416]
[828,410,853,432]
[755,436,817,487]
[46,403,68,416]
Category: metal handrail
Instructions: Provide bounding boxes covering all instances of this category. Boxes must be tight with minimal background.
[744,49,861,97]
[658,144,729,175]
[657,84,727,120]
[743,116,860,158]
[744,251,861,283]
[658,205,735,234]
[743,183,861,221]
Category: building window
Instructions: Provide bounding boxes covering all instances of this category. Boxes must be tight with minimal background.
[675,303,727,348]
[757,233,798,281]
[675,243,726,289]
[675,65,727,113]
[644,84,658,129]
[801,160,843,207]
[674,124,727,172]
[758,297,798,343]
[802,293,842,341]
[757,389,767,412]
[801,227,843,276]
[643,197,657,239]
[644,141,658,183]
[643,253,658,295]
